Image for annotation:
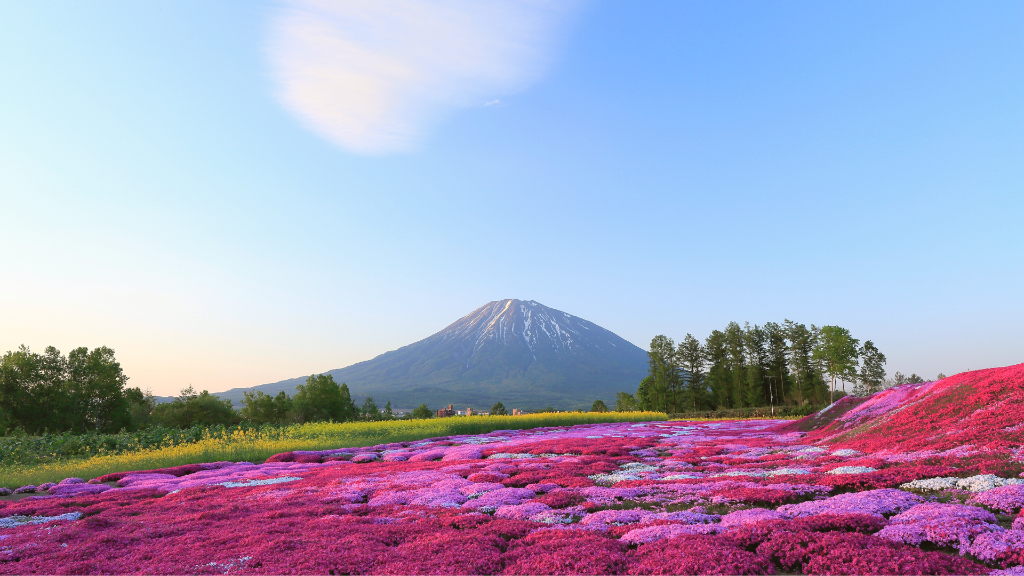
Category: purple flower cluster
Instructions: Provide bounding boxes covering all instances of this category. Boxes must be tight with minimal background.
[777,488,924,518]
[877,502,1002,553]
[968,529,1024,565]
[969,484,1024,514]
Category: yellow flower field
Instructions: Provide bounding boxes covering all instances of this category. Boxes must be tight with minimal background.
[1,412,667,488]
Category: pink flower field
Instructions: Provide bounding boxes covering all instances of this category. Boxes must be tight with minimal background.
[2,364,1023,575]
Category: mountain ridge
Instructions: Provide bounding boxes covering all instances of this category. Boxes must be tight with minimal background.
[214,299,648,411]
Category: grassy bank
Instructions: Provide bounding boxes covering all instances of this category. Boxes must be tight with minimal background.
[0,412,667,488]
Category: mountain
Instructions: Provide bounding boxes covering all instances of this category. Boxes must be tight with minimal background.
[215,299,649,411]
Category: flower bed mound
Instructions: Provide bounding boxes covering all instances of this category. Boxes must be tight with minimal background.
[776,363,1024,455]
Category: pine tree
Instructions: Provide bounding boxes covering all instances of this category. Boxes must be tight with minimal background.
[676,334,706,411]
[855,341,886,396]
[647,335,678,412]
[724,322,747,407]
[704,330,731,408]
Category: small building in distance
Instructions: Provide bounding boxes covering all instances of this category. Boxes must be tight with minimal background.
[436,404,456,418]
[466,407,474,416]
[512,408,522,416]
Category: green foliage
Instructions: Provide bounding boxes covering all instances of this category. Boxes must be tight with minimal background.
[645,335,683,414]
[0,423,253,466]
[855,341,887,396]
[124,387,157,430]
[591,399,608,413]
[614,392,638,412]
[151,386,239,429]
[490,402,508,416]
[636,376,656,411]
[0,345,134,433]
[637,319,886,414]
[361,396,380,421]
[291,374,358,423]
[813,325,860,402]
[383,400,394,420]
[668,404,819,420]
[892,372,926,385]
[410,403,433,419]
[676,334,707,412]
[240,390,293,425]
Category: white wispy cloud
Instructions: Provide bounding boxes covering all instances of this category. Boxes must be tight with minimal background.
[267,0,580,154]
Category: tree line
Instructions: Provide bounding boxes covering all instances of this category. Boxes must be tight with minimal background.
[615,320,929,415]
[0,346,421,434]
[0,345,537,434]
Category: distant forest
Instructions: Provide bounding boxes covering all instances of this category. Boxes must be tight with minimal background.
[0,346,489,435]
[617,320,934,414]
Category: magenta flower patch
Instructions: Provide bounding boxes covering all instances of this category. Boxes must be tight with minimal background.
[3,362,1024,576]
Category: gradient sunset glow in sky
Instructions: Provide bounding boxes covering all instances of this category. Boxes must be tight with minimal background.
[2,1,1022,396]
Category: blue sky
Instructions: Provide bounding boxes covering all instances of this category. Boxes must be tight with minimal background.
[2,1,1022,396]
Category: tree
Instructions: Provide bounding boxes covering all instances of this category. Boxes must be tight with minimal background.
[591,400,608,413]
[763,322,789,409]
[291,374,354,423]
[361,396,380,421]
[63,346,133,433]
[241,390,292,425]
[615,392,638,412]
[703,330,732,408]
[812,326,860,404]
[383,400,394,420]
[854,341,886,396]
[636,376,657,411]
[906,373,925,384]
[785,320,825,405]
[410,403,433,419]
[742,323,767,408]
[151,385,239,428]
[490,402,508,416]
[676,334,706,412]
[724,322,747,408]
[338,383,359,421]
[124,387,157,430]
[646,335,679,413]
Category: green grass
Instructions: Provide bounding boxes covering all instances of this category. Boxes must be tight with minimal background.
[0,412,667,488]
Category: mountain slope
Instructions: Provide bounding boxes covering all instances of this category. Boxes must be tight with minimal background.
[216,299,649,410]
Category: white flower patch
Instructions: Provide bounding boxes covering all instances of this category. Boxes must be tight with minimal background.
[825,466,877,475]
[486,453,538,459]
[620,463,659,473]
[0,512,83,529]
[218,476,301,488]
[900,477,959,491]
[831,449,862,457]
[768,468,811,476]
[954,474,1024,492]
[899,474,1024,492]
[588,473,643,484]
[197,556,252,574]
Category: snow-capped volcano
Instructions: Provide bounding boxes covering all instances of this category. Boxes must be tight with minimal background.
[438,299,623,364]
[219,299,648,411]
